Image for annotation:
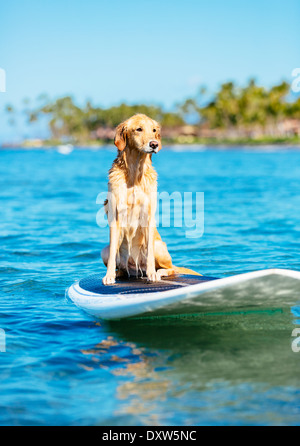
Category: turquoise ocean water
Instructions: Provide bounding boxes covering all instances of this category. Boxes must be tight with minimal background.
[1,146,300,425]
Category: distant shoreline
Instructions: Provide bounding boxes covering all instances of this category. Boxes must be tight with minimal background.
[1,134,300,150]
[1,142,300,151]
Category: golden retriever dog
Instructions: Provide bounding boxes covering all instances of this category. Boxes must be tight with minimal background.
[101,114,200,284]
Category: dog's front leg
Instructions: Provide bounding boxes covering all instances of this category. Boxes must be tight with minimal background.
[146,223,159,282]
[103,190,121,285]
[102,223,120,285]
[146,191,160,282]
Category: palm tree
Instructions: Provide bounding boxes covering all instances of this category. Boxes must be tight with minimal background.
[265,81,289,135]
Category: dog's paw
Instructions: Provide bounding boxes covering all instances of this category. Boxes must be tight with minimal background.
[102,273,116,285]
[146,270,161,282]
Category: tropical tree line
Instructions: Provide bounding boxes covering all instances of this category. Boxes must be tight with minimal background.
[4,79,300,143]
[180,80,300,137]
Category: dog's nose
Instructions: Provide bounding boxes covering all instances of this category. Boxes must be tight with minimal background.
[149,141,159,150]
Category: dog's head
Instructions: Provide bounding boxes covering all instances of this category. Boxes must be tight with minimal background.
[114,114,162,154]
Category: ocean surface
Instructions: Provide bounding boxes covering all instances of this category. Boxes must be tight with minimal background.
[1,146,300,426]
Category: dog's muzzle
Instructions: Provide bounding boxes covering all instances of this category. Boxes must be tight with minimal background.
[149,140,159,153]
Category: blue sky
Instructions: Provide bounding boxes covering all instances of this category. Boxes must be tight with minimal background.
[0,0,299,140]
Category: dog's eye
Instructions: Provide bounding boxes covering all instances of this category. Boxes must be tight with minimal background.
[153,129,156,133]
[136,128,143,132]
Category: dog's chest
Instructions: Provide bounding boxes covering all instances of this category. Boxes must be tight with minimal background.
[117,184,151,272]
[122,185,150,230]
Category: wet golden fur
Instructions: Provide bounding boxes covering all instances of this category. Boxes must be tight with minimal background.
[101,114,200,284]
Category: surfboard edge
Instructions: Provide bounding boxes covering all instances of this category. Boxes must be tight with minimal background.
[67,268,300,320]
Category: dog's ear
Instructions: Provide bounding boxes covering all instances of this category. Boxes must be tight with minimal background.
[114,123,127,151]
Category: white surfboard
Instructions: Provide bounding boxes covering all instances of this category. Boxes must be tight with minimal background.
[67,269,300,320]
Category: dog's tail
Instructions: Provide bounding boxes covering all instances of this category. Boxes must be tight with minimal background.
[172,266,202,276]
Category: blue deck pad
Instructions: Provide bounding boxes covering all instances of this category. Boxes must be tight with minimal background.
[79,274,218,295]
